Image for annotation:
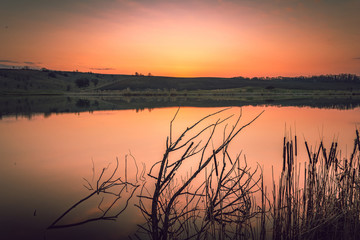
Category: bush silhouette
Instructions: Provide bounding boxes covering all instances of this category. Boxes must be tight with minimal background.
[75,78,90,88]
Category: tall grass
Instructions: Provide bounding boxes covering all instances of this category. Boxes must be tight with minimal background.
[272,130,360,240]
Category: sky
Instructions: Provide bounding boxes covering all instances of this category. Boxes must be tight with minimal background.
[0,0,360,77]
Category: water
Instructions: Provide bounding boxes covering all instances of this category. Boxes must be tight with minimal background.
[0,105,359,239]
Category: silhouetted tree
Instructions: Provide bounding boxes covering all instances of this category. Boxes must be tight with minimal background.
[75,99,90,108]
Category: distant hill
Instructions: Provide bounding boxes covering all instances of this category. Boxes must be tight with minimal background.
[97,75,360,91]
[0,68,130,94]
[0,68,359,94]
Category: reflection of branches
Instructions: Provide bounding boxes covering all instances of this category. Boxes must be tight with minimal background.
[48,157,140,229]
[136,108,264,240]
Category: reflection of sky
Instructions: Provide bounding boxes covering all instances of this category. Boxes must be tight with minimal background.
[0,106,359,239]
[1,0,359,77]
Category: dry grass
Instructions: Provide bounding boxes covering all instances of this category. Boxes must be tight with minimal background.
[271,130,360,240]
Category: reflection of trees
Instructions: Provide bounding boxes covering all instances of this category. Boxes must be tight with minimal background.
[75,99,90,108]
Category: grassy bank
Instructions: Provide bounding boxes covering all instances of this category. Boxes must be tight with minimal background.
[1,68,360,95]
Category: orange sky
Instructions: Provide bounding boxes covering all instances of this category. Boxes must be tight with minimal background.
[1,0,360,77]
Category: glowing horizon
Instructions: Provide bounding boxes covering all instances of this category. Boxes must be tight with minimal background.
[1,0,359,78]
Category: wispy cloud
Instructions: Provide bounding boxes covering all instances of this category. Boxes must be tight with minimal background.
[0,63,20,69]
[0,60,42,66]
[0,60,19,64]
[90,67,115,71]
[24,61,36,65]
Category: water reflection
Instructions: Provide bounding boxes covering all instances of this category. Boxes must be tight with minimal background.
[1,95,360,119]
[0,106,359,239]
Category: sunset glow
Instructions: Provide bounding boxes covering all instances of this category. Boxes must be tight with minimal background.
[1,0,359,77]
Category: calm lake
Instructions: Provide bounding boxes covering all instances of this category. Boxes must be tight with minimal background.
[0,104,359,239]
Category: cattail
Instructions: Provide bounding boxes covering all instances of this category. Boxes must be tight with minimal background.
[287,142,290,170]
[283,137,286,172]
[335,158,338,172]
[305,141,312,164]
[322,147,328,168]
